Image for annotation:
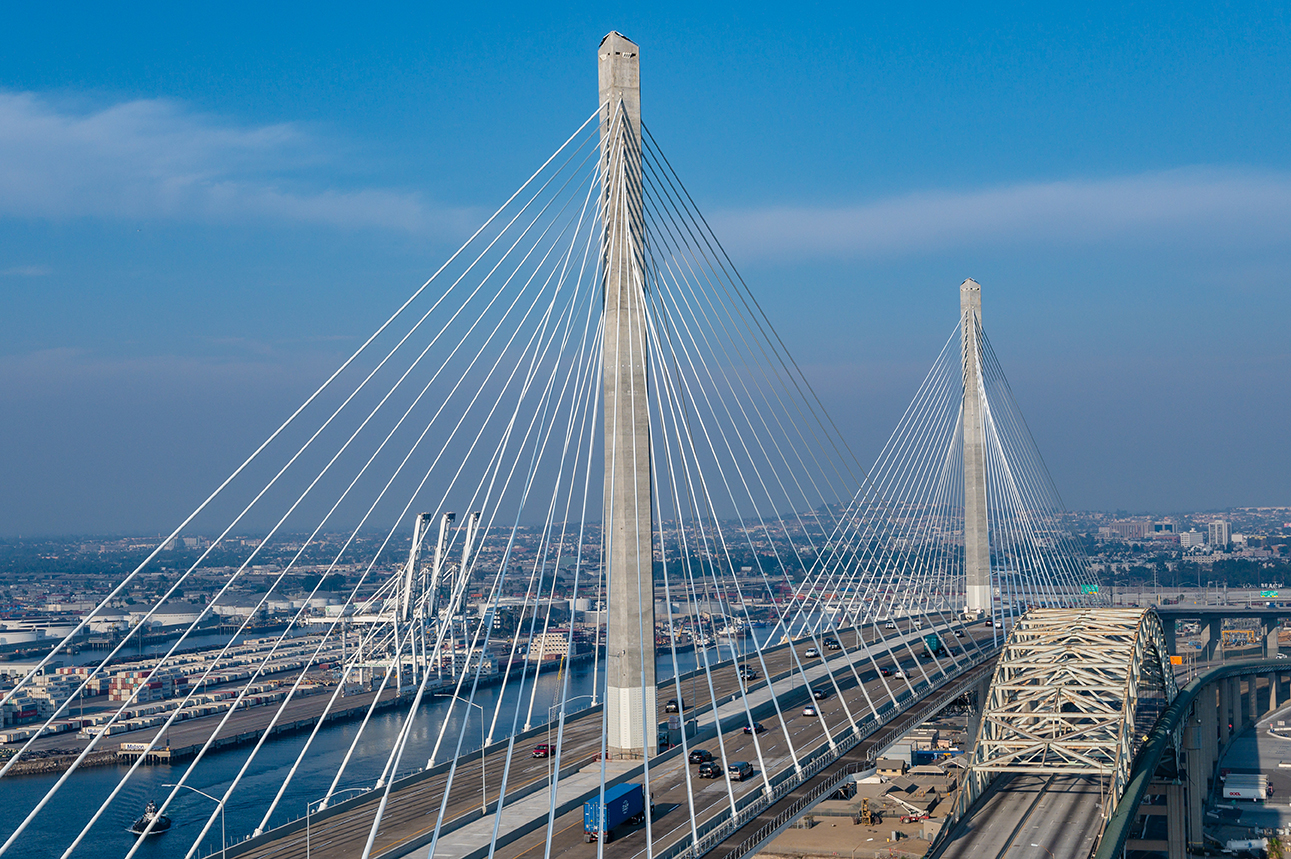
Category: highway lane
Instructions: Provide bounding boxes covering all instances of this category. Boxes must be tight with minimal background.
[938,774,1104,859]
[493,680,863,859]
[703,655,1001,859]
[228,616,998,859]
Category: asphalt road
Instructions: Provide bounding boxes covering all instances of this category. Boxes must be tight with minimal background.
[937,774,1105,859]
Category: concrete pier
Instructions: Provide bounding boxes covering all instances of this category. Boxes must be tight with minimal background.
[599,31,656,760]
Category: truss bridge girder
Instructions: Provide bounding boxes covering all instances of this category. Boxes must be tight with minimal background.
[960,608,1178,824]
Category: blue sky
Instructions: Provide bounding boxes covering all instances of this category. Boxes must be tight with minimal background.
[2,2,1289,534]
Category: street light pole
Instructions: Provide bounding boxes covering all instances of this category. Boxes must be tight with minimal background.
[434,695,486,815]
[163,783,225,859]
[545,695,594,788]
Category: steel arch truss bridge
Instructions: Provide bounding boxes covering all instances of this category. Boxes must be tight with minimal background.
[960,608,1177,819]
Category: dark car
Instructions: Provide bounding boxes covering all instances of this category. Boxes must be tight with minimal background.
[824,638,842,651]
[742,721,765,735]
[738,667,759,681]
[664,698,683,713]
[698,759,722,778]
[531,744,553,758]
[688,748,713,764]
[811,688,829,700]
[728,761,754,781]
[880,667,892,677]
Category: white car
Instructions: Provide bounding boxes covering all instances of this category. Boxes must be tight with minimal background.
[893,670,907,679]
[802,705,818,717]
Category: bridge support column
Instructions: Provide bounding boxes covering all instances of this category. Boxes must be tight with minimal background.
[1163,617,1178,656]
[1131,782,1187,859]
[1201,685,1219,789]
[1267,624,1281,658]
[1219,681,1231,746]
[1184,715,1205,850]
[1199,618,1219,663]
[1272,673,1280,711]
[960,279,991,616]
[599,30,656,760]
[1167,780,1186,859]
[1249,676,1260,725]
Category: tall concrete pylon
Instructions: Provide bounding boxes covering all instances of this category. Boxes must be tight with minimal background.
[599,31,656,759]
[961,278,992,616]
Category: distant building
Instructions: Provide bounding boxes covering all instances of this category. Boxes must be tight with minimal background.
[1179,530,1206,549]
[1108,519,1151,541]
[1209,520,1231,549]
[1153,519,1176,533]
[527,631,583,662]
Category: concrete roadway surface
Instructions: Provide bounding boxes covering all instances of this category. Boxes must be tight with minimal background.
[219,616,1000,859]
[936,774,1104,859]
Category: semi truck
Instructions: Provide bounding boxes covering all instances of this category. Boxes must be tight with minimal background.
[583,782,647,843]
[922,633,945,657]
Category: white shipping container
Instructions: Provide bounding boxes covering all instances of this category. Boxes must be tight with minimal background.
[1223,782,1268,800]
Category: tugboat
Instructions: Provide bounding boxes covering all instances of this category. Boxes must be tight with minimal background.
[129,800,171,836]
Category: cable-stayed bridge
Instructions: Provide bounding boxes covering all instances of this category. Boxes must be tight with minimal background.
[0,32,1101,859]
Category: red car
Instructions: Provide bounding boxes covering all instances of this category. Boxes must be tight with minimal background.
[531,744,553,758]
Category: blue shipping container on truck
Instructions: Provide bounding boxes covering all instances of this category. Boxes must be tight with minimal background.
[583,783,645,843]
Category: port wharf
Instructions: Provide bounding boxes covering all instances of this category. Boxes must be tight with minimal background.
[116,651,595,765]
[2,651,594,775]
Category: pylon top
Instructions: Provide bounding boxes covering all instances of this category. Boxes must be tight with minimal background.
[600,31,639,51]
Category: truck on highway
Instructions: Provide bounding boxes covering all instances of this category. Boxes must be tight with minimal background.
[583,782,647,843]
[922,633,945,657]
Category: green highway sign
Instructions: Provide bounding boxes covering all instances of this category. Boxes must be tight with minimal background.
[1262,590,1279,598]
[1081,584,1100,594]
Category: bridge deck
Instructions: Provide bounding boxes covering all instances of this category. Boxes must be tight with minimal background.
[489,633,997,859]
[225,620,998,859]
[938,774,1104,859]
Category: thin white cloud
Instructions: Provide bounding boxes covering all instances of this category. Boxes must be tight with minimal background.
[0,90,476,233]
[712,168,1291,260]
[1,264,51,276]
